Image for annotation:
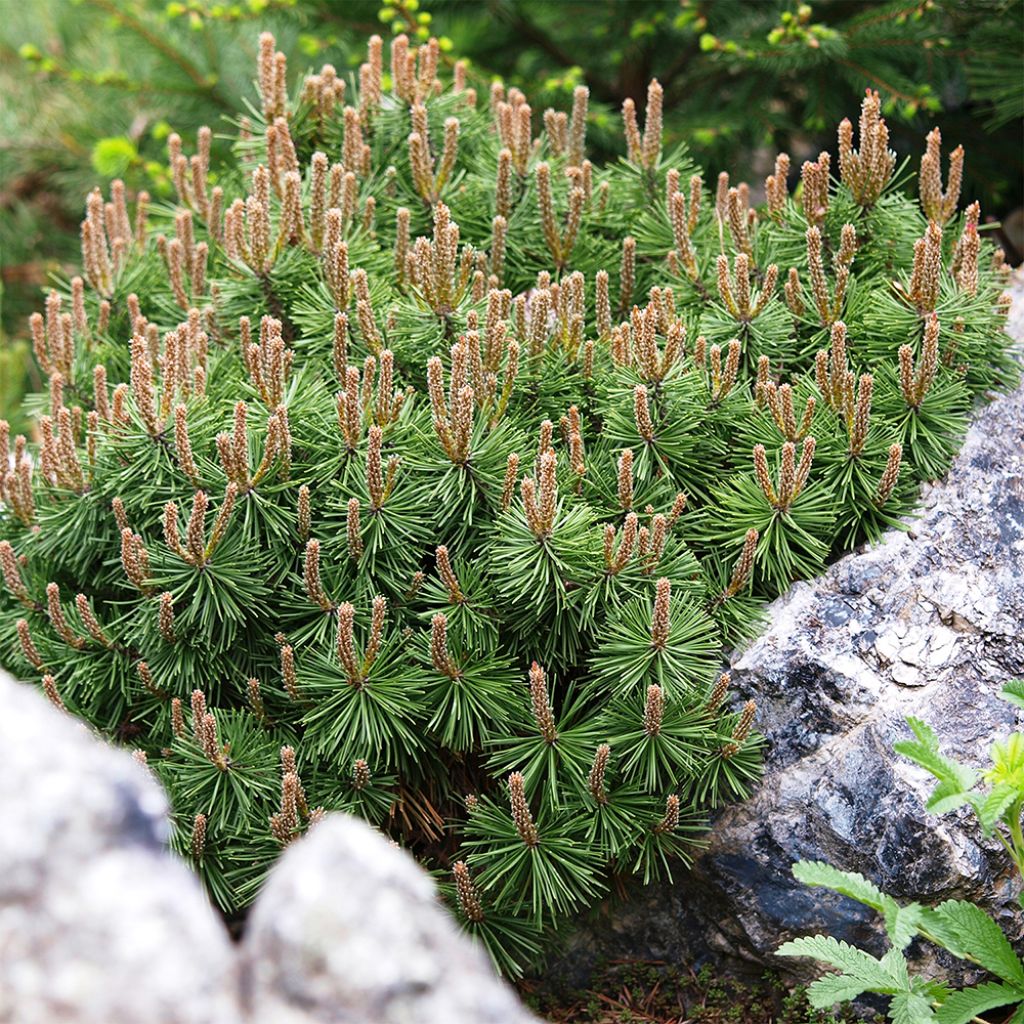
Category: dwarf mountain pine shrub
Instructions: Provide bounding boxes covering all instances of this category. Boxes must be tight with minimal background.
[0,30,1016,976]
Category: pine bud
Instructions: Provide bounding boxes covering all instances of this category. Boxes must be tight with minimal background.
[247,677,267,721]
[579,744,610,813]
[16,620,43,670]
[297,485,312,541]
[849,374,873,456]
[135,661,161,698]
[653,794,680,834]
[189,690,207,743]
[643,684,664,736]
[508,772,539,847]
[42,674,66,711]
[501,452,519,511]
[723,700,757,759]
[528,661,558,744]
[794,436,816,499]
[838,91,895,207]
[622,96,642,164]
[173,405,199,483]
[705,673,730,715]
[0,541,33,608]
[620,236,636,313]
[120,528,150,592]
[191,813,207,860]
[366,594,386,668]
[336,603,361,684]
[339,497,361,560]
[180,490,206,565]
[47,582,84,650]
[304,539,332,611]
[633,385,655,443]
[353,758,371,791]
[800,152,830,227]
[765,152,790,221]
[595,270,612,339]
[171,697,185,739]
[435,545,463,603]
[280,644,299,702]
[606,512,635,573]
[271,772,300,845]
[726,187,750,255]
[724,529,758,599]
[430,613,459,679]
[908,221,943,314]
[784,268,805,317]
[75,593,110,647]
[616,449,634,511]
[452,861,485,923]
[753,445,777,506]
[875,443,903,507]
[367,425,385,509]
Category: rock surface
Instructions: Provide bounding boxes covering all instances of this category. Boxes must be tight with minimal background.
[0,669,240,1024]
[0,670,536,1023]
[241,816,535,1024]
[555,273,1024,984]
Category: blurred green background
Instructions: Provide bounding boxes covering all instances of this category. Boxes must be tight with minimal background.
[2,0,1021,430]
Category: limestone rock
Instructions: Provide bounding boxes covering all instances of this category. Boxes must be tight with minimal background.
[240,815,536,1024]
[0,668,240,1024]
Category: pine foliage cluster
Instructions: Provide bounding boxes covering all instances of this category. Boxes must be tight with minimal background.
[0,27,1015,975]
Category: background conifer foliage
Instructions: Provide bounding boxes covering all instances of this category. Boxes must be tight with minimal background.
[0,26,1015,976]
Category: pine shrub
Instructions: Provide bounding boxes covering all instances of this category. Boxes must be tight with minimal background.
[0,30,1015,976]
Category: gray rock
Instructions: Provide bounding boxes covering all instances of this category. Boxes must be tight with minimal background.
[0,668,241,1024]
[240,815,536,1024]
[555,272,1024,985]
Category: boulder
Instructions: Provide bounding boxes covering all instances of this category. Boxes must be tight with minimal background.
[240,816,535,1024]
[0,670,240,1024]
[556,272,1024,984]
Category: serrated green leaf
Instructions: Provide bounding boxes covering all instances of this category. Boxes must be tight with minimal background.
[894,734,978,797]
[936,980,1024,1024]
[924,779,974,816]
[882,946,913,986]
[792,860,894,915]
[805,972,874,1007]
[978,782,1020,833]
[777,935,902,991]
[934,901,1024,987]
[884,901,925,950]
[919,906,971,958]
[890,990,937,1024]
[904,717,940,750]
[1000,680,1024,710]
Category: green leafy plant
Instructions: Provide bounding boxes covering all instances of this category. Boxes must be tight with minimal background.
[0,25,1014,977]
[896,682,1024,885]
[778,682,1024,1022]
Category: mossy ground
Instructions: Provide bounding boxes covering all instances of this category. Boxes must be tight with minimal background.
[522,961,879,1024]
